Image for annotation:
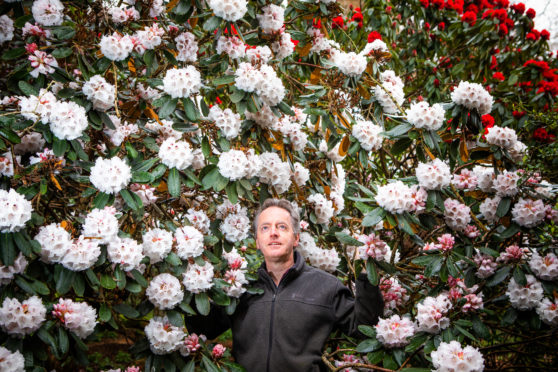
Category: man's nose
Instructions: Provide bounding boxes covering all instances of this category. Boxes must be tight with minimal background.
[269,226,279,236]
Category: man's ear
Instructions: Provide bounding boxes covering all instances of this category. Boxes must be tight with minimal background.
[293,233,300,248]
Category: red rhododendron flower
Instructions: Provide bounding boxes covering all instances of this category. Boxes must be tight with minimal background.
[432,0,445,8]
[526,8,536,18]
[215,96,222,105]
[481,114,495,127]
[425,22,431,30]
[524,59,550,70]
[332,16,344,29]
[447,0,464,14]
[25,43,38,53]
[467,4,478,13]
[541,29,550,40]
[511,3,525,14]
[505,18,514,28]
[498,24,509,36]
[420,0,429,7]
[351,12,363,23]
[434,78,440,87]
[512,110,526,119]
[526,31,539,41]
[461,11,477,26]
[537,81,558,96]
[367,31,382,42]
[438,22,446,30]
[490,55,498,69]
[312,18,322,29]
[493,72,505,81]
[533,127,552,142]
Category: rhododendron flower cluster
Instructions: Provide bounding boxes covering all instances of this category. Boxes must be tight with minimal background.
[0,346,24,372]
[506,274,544,310]
[0,189,32,233]
[89,157,132,194]
[182,262,214,293]
[431,341,484,372]
[145,316,185,355]
[451,81,493,115]
[375,314,415,348]
[146,273,184,310]
[0,296,46,337]
[52,298,97,339]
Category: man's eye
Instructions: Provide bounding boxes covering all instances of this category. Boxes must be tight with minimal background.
[278,225,287,230]
[261,226,269,231]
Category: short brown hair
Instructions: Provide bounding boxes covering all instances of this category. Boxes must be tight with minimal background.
[253,198,300,237]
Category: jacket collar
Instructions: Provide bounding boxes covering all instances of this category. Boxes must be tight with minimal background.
[258,251,305,289]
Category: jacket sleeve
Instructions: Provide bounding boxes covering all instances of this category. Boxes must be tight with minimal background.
[184,305,231,340]
[332,273,384,338]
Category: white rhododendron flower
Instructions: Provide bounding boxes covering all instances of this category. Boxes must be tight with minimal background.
[0,15,14,44]
[257,4,284,34]
[485,125,518,149]
[297,232,340,272]
[99,32,134,61]
[333,51,367,77]
[473,165,495,192]
[162,67,202,98]
[82,206,119,244]
[431,341,484,372]
[406,101,445,130]
[158,137,194,170]
[356,233,390,262]
[373,70,405,114]
[216,36,245,59]
[220,212,251,243]
[352,120,383,151]
[493,170,519,197]
[416,294,452,334]
[176,32,198,62]
[0,151,18,177]
[90,157,132,194]
[49,101,88,140]
[375,314,415,348]
[32,0,64,26]
[536,298,558,326]
[218,150,248,180]
[207,0,247,22]
[222,248,247,270]
[506,274,543,310]
[0,253,28,285]
[0,296,46,337]
[0,189,33,233]
[146,273,184,310]
[307,193,334,224]
[185,208,210,234]
[82,75,115,112]
[416,158,451,190]
[52,298,97,339]
[104,115,139,146]
[292,162,310,185]
[182,262,214,293]
[208,105,242,139]
[0,346,25,372]
[528,251,558,281]
[107,238,144,272]
[473,251,498,278]
[60,236,101,271]
[258,152,292,194]
[145,316,185,355]
[108,6,139,23]
[142,228,173,264]
[452,168,478,189]
[443,198,471,232]
[272,32,295,60]
[175,226,204,259]
[375,181,415,214]
[223,269,249,297]
[361,39,389,56]
[18,89,57,124]
[511,198,546,228]
[379,277,409,316]
[451,80,493,115]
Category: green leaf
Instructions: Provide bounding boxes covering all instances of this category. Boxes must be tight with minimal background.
[131,269,149,287]
[335,232,363,246]
[52,137,68,156]
[167,310,184,327]
[362,208,386,227]
[201,136,211,157]
[0,233,16,266]
[486,266,511,287]
[366,260,379,286]
[424,256,443,277]
[383,354,398,370]
[31,280,50,295]
[182,360,196,372]
[513,266,527,286]
[58,327,69,355]
[358,325,377,338]
[100,273,117,290]
[472,316,490,339]
[159,98,177,119]
[85,269,100,287]
[203,16,222,32]
[56,267,76,295]
[51,47,73,59]
[356,338,381,353]
[212,74,236,87]
[125,282,142,293]
[411,255,435,266]
[405,333,428,353]
[226,182,238,204]
[195,292,210,316]
[15,277,36,295]
[19,81,39,96]
[113,303,140,318]
[382,123,412,138]
[93,192,111,209]
[120,189,138,210]
[99,303,111,322]
[496,197,512,218]
[201,355,221,372]
[73,274,85,296]
[37,328,58,355]
[277,101,295,115]
[52,26,76,40]
[165,252,182,266]
[498,223,520,240]
[454,324,477,341]
[0,127,21,144]
[229,88,246,103]
[2,47,25,60]
[183,98,200,122]
[168,167,181,197]
[114,265,126,290]
[391,137,413,156]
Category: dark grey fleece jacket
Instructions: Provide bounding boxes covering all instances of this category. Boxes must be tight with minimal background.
[186,252,384,372]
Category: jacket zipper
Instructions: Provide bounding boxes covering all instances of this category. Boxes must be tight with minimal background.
[266,290,277,372]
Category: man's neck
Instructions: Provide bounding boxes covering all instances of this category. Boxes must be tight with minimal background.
[265,256,295,286]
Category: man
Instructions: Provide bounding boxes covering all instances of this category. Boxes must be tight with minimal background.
[187,198,384,371]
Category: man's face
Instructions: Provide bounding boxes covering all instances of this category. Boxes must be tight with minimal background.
[255,206,299,262]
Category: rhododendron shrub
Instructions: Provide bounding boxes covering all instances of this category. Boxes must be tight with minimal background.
[0,0,557,371]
